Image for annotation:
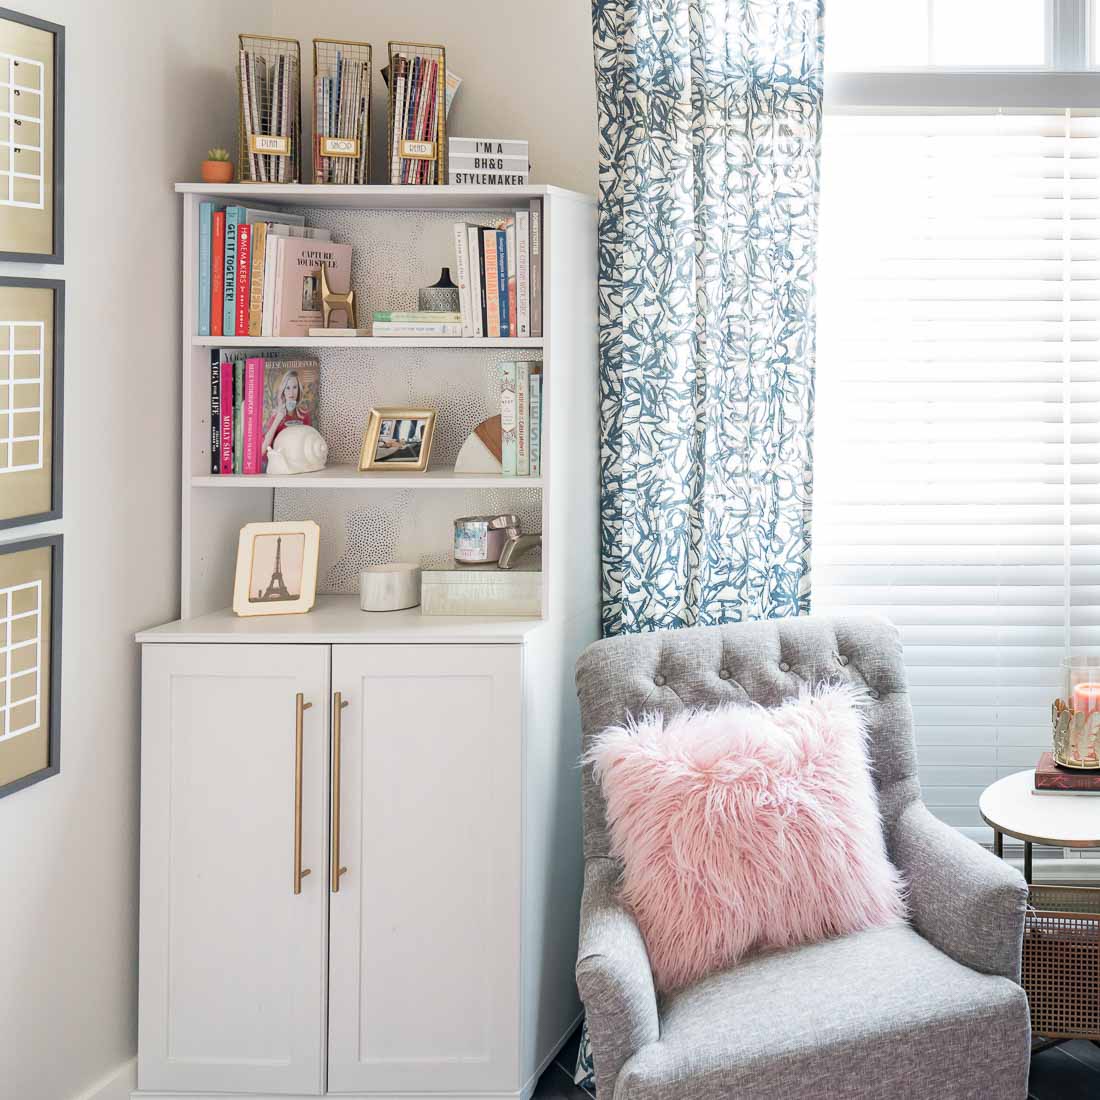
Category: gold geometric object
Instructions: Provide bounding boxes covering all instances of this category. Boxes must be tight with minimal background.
[320,263,356,329]
[1051,699,1100,769]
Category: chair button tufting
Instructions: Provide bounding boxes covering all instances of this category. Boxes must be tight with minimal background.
[718,669,730,680]
[837,654,849,667]
[654,674,666,686]
[779,662,790,673]
[868,689,880,700]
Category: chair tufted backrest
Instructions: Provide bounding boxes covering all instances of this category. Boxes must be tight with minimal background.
[575,614,919,860]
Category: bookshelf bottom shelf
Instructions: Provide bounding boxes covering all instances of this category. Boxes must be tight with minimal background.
[191,464,544,490]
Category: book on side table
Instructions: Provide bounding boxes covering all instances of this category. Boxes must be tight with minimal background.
[1032,751,1100,794]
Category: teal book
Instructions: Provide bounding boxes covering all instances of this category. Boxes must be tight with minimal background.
[530,368,542,477]
[197,201,213,336]
[499,361,517,476]
[223,205,243,338]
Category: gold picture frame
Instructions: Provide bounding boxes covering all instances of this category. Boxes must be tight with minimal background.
[359,407,437,473]
[0,8,63,262]
[232,520,320,617]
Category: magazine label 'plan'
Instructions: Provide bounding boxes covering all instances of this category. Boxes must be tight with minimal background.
[250,134,290,155]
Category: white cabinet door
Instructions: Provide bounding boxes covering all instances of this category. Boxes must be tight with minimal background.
[328,644,523,1095]
[138,644,330,1095]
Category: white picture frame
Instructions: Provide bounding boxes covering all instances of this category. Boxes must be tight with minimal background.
[232,520,320,617]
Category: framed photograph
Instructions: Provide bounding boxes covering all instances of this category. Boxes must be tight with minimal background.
[0,276,62,528]
[233,521,320,617]
[0,533,61,799]
[359,406,437,473]
[0,8,64,263]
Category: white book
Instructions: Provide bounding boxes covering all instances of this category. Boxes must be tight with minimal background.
[515,209,531,338]
[390,64,406,184]
[372,321,465,336]
[516,361,530,476]
[466,224,485,338]
[262,236,283,336]
[453,222,474,338]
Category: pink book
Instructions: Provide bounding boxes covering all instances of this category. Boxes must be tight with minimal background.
[274,240,353,336]
[219,362,234,474]
[243,358,265,474]
[235,224,252,336]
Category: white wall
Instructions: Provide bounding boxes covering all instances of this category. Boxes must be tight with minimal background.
[0,4,268,1099]
[0,4,595,1098]
[270,0,598,196]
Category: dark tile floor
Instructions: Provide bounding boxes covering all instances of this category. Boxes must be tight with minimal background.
[535,1026,1100,1100]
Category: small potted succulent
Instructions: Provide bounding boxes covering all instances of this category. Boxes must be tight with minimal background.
[201,147,234,184]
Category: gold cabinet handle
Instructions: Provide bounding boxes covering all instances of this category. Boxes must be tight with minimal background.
[294,693,313,895]
[332,693,350,892]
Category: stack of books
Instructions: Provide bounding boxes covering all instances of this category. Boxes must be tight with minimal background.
[388,51,443,185]
[451,201,543,339]
[209,351,320,475]
[499,361,542,477]
[1033,751,1100,795]
[197,202,352,338]
[372,311,463,337]
[448,138,529,187]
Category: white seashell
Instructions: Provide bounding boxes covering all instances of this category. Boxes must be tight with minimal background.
[265,425,329,475]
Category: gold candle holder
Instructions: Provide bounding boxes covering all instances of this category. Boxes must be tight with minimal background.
[1051,699,1100,769]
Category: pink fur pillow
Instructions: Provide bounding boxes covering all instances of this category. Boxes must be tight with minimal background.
[586,683,906,992]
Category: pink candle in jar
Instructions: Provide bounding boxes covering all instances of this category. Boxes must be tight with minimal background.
[1072,682,1100,715]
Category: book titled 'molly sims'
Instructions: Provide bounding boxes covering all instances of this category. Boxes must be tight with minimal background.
[273,240,352,336]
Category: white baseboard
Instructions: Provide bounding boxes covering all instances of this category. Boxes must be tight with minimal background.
[75,1059,136,1100]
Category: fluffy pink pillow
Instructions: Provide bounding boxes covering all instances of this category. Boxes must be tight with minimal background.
[586,683,906,992]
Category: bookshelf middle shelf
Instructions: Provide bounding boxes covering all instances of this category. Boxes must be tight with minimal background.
[193,336,545,350]
[192,464,545,490]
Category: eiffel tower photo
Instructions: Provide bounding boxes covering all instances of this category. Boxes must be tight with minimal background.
[255,536,296,602]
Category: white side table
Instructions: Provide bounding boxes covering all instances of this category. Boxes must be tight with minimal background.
[979,769,1100,882]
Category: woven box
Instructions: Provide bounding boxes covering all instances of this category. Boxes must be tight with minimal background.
[1024,884,1100,1039]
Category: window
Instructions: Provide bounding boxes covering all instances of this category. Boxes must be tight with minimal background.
[826,0,1048,71]
[816,14,1100,841]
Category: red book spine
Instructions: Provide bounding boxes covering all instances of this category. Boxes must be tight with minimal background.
[211,211,225,338]
[235,224,252,336]
[1035,751,1100,790]
[219,362,234,474]
[243,358,264,474]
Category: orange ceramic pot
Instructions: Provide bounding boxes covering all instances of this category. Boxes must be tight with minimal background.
[201,160,234,184]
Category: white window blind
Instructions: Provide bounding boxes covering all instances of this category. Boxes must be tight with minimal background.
[814,111,1100,841]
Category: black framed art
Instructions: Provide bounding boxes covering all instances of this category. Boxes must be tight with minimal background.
[0,532,61,798]
[0,275,62,528]
[0,7,63,263]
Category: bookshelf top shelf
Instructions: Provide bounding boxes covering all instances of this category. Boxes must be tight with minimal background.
[175,182,595,211]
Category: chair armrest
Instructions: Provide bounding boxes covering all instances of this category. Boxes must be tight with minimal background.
[576,857,659,1099]
[889,800,1028,982]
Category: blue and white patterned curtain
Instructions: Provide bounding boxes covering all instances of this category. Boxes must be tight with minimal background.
[594,0,824,637]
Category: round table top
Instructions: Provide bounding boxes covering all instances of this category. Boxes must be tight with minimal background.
[979,770,1100,848]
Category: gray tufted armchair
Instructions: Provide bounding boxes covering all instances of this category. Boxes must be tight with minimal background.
[575,615,1031,1100]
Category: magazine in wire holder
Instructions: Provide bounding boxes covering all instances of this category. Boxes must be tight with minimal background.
[238,34,302,184]
[385,41,447,185]
[312,39,371,185]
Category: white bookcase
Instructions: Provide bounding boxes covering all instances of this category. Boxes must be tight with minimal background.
[130,184,598,1100]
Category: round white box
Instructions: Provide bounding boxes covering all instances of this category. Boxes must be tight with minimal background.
[359,563,421,612]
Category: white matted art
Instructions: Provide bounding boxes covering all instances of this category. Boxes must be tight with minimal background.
[0,532,60,798]
[0,276,62,528]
